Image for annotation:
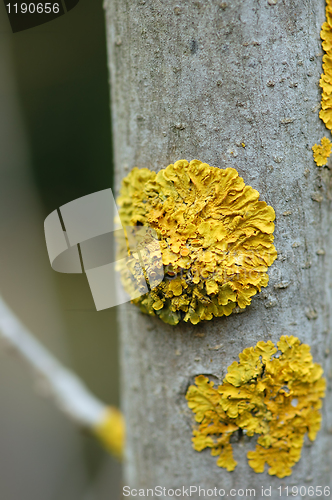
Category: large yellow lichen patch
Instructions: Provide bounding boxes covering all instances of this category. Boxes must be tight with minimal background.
[320,0,332,129]
[186,337,325,478]
[117,160,277,325]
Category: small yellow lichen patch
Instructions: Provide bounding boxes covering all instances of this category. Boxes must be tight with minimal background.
[319,0,332,129]
[117,160,277,325]
[312,137,332,166]
[93,407,125,459]
[186,337,325,478]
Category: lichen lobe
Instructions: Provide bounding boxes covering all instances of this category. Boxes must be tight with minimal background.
[320,0,332,129]
[186,336,326,478]
[312,137,332,166]
[118,159,277,325]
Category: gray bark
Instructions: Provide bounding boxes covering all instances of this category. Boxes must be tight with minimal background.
[105,1,332,496]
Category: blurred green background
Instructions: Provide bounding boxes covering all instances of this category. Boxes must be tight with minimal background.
[13,0,114,213]
[0,1,121,499]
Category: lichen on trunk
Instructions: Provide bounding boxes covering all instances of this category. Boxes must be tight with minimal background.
[105,0,332,492]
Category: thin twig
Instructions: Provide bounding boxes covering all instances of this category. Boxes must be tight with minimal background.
[0,296,124,457]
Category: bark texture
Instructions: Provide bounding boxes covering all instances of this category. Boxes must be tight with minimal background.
[105,0,332,495]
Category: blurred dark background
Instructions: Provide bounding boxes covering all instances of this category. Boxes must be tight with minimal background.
[0,1,121,499]
[12,0,113,213]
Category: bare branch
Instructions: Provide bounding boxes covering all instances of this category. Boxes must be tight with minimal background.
[0,296,124,457]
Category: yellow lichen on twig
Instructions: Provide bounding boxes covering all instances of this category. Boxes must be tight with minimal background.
[186,337,325,478]
[312,137,332,166]
[117,160,277,325]
[93,406,125,459]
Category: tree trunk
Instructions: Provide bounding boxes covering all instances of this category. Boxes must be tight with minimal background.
[104,0,332,494]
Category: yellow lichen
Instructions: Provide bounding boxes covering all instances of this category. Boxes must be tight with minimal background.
[93,407,125,459]
[117,160,277,325]
[312,137,332,166]
[186,336,325,478]
[320,0,332,129]
[314,3,332,164]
